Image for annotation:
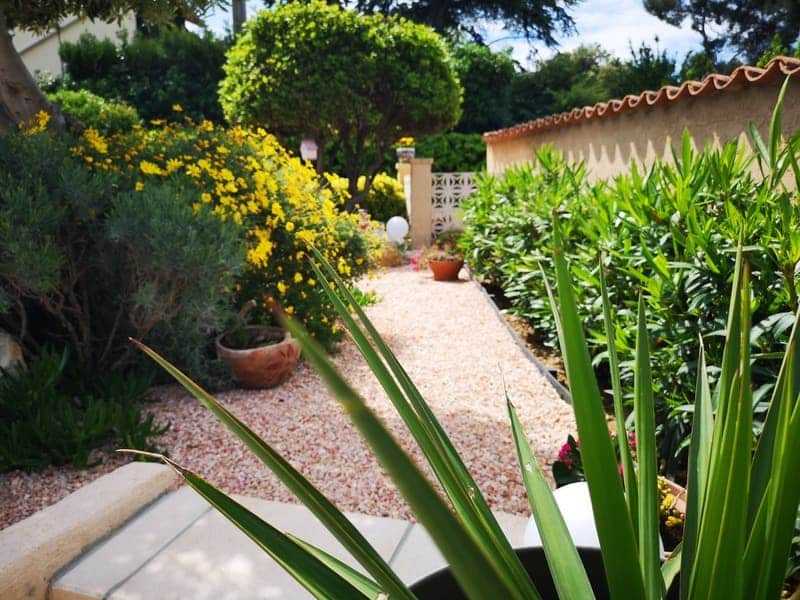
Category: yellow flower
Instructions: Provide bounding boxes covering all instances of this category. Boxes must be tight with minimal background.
[140,160,164,176]
[83,128,108,154]
[285,221,295,232]
[201,192,212,203]
[285,306,294,315]
[277,281,288,295]
[23,110,50,134]
[308,278,316,287]
[186,164,201,177]
[135,181,145,191]
[293,272,303,283]
[172,103,183,113]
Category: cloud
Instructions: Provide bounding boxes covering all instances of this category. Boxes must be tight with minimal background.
[484,0,703,68]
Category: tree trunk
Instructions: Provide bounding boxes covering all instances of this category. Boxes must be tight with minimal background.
[0,12,63,132]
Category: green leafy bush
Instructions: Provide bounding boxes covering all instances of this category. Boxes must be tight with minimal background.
[0,348,166,472]
[416,132,485,172]
[461,110,800,474]
[358,173,407,223]
[59,29,229,122]
[48,88,140,134]
[0,128,245,385]
[73,119,375,350]
[220,1,461,205]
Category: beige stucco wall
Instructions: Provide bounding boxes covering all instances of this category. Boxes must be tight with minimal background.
[486,77,800,182]
[12,13,136,78]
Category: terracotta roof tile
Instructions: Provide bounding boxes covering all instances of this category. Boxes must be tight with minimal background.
[483,56,800,142]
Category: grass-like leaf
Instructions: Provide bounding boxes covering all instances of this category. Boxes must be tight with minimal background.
[687,252,752,599]
[551,219,646,600]
[282,315,525,600]
[120,451,368,600]
[633,295,663,599]
[130,340,415,600]
[679,339,713,599]
[286,533,383,599]
[507,396,596,600]
[599,255,637,529]
[309,249,540,599]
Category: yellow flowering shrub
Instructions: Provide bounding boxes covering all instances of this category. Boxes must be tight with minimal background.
[74,119,374,347]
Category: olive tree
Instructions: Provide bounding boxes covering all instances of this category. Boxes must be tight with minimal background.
[0,0,222,131]
[220,1,462,207]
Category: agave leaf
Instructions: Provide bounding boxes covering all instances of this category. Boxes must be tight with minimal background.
[748,307,800,526]
[551,219,646,600]
[308,250,540,599]
[286,534,383,599]
[507,397,596,600]
[130,340,415,600]
[599,255,637,530]
[661,545,681,593]
[746,395,800,600]
[283,316,526,600]
[633,295,664,600]
[687,254,752,599]
[121,451,368,600]
[679,338,713,600]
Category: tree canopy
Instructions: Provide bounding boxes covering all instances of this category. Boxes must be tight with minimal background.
[644,0,800,63]
[0,0,224,129]
[221,1,461,205]
[263,0,579,46]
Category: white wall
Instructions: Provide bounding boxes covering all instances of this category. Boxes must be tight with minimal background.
[12,13,136,79]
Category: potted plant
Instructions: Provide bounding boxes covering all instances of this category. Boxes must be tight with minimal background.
[132,238,800,600]
[216,302,301,388]
[426,231,464,281]
[395,136,416,162]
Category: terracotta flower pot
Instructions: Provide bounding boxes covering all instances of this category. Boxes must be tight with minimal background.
[429,258,464,281]
[216,326,300,389]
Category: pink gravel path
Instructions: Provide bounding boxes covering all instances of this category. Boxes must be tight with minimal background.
[1,266,576,529]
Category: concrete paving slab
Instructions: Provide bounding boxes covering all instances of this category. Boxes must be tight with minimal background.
[108,497,411,600]
[51,487,211,600]
[0,463,177,600]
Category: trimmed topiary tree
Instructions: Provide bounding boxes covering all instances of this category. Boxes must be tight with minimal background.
[220,1,462,208]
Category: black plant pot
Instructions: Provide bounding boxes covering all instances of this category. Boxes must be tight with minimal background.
[409,546,679,600]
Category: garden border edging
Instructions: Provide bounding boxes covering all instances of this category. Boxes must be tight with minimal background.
[0,462,178,600]
[465,266,572,404]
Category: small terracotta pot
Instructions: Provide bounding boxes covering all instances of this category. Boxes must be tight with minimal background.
[216,326,300,389]
[429,258,464,281]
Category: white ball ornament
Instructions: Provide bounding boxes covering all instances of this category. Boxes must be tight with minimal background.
[386,216,409,243]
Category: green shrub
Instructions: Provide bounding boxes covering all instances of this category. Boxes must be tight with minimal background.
[59,29,229,122]
[359,173,406,222]
[220,1,461,205]
[48,88,140,134]
[0,129,245,385]
[461,130,800,474]
[0,348,166,472]
[73,119,375,350]
[416,132,485,172]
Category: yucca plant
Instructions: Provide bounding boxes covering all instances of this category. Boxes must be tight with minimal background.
[129,234,800,599]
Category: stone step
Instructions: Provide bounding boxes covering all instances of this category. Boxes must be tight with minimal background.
[51,489,530,599]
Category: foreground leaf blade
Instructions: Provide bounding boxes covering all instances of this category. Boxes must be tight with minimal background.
[633,295,664,600]
[128,454,367,600]
[286,534,383,599]
[599,256,637,530]
[508,398,596,600]
[679,339,713,600]
[131,340,415,600]
[284,316,524,600]
[309,250,540,599]
[552,220,646,600]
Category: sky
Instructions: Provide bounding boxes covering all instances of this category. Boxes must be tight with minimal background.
[203,0,703,69]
